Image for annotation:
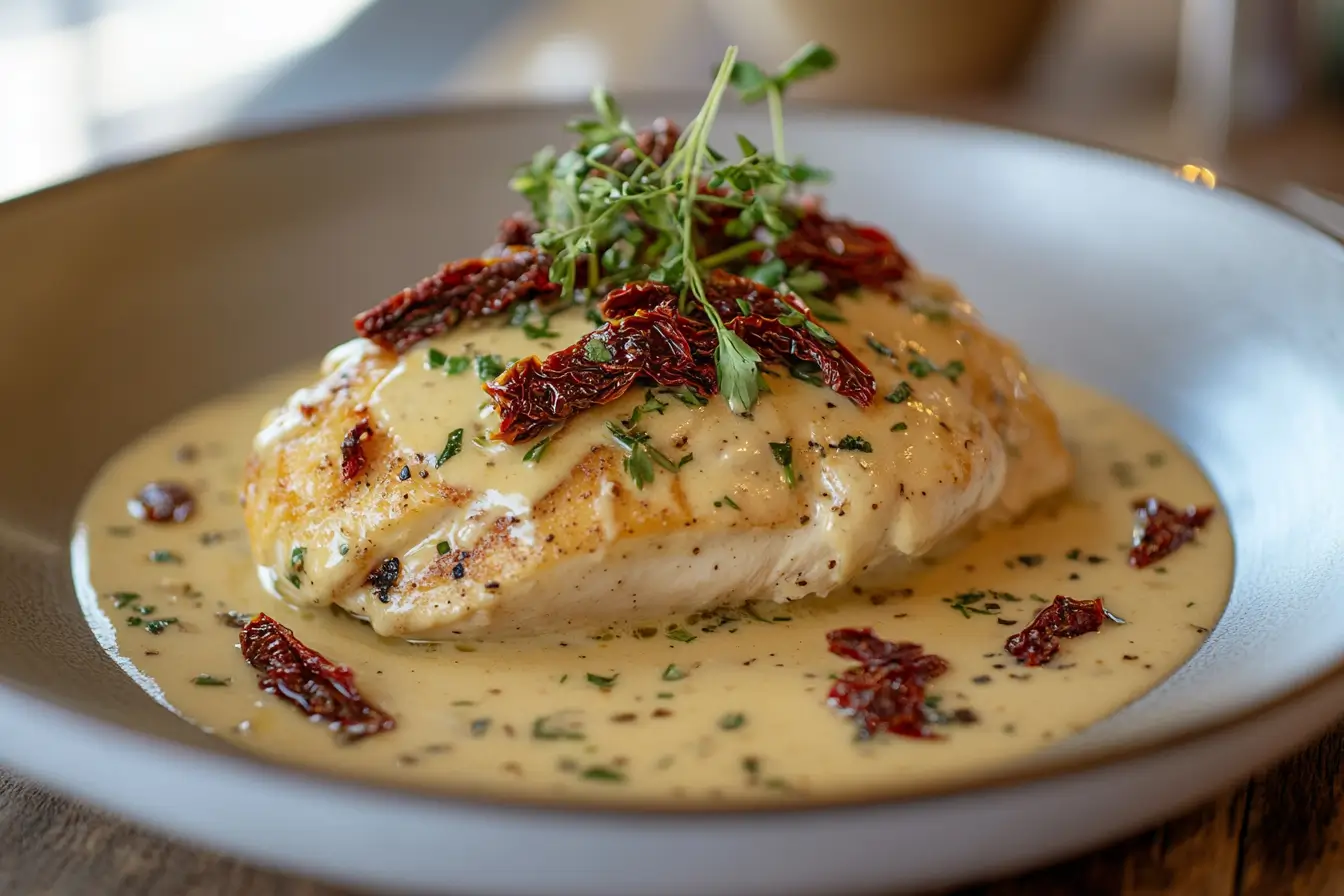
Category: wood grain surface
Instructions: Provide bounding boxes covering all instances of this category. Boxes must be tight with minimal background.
[3,723,1342,895]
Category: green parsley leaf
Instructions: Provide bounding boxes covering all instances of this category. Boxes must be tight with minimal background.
[522,435,551,464]
[885,381,913,404]
[789,362,824,387]
[662,386,707,408]
[666,626,697,643]
[111,592,140,609]
[768,439,796,486]
[837,435,873,453]
[192,674,229,686]
[474,354,506,381]
[427,348,448,369]
[436,428,464,466]
[718,712,747,731]
[445,355,471,375]
[581,765,626,783]
[891,422,908,432]
[522,316,559,339]
[715,327,762,414]
[662,663,687,681]
[585,334,613,363]
[586,672,619,688]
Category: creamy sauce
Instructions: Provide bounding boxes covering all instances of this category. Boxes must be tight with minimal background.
[72,369,1231,804]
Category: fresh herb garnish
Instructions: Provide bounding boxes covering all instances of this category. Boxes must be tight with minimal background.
[768,439,796,486]
[714,495,741,510]
[662,386,707,408]
[110,592,139,609]
[885,381,913,404]
[907,351,965,383]
[606,420,681,488]
[192,674,229,686]
[436,428,465,466]
[788,361,824,387]
[625,390,668,427]
[836,435,872,453]
[532,714,585,741]
[445,355,471,375]
[666,626,697,643]
[144,618,178,634]
[290,546,306,570]
[586,672,619,688]
[474,354,507,381]
[522,435,551,464]
[427,347,448,369]
[581,765,626,782]
[866,336,895,358]
[436,541,451,556]
[584,334,613,363]
[662,663,687,681]
[148,549,180,564]
[718,712,747,731]
[891,422,908,432]
[521,316,559,339]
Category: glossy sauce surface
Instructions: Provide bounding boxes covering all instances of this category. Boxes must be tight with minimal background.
[72,371,1231,804]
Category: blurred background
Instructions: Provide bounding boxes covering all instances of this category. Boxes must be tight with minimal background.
[1,0,1340,205]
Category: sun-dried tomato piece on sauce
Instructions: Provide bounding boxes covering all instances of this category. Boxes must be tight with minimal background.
[1005,596,1107,666]
[240,613,394,740]
[486,306,718,444]
[774,209,911,299]
[825,627,949,739]
[485,212,538,254]
[730,315,877,405]
[1128,497,1214,569]
[353,250,560,353]
[340,420,372,482]
[128,481,195,523]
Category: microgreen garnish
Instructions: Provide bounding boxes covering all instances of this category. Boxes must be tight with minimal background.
[836,435,872,453]
[514,43,836,415]
[436,428,464,466]
[522,435,551,464]
[768,439,796,486]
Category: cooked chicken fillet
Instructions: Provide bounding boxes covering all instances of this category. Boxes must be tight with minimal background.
[242,273,1071,639]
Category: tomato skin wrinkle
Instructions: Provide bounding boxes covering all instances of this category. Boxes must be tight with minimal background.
[239,613,395,740]
[825,627,948,739]
[1128,496,1214,568]
[1004,596,1106,666]
[354,250,560,353]
[774,208,912,299]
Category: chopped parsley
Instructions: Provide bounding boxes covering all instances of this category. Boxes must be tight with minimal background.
[580,765,626,783]
[290,546,306,570]
[662,386,707,408]
[436,541,451,555]
[768,439,796,486]
[147,549,180,564]
[338,543,350,556]
[788,362,824,387]
[474,354,507,381]
[436,428,464,466]
[445,355,471,375]
[885,381,913,404]
[192,674,229,686]
[606,421,681,489]
[584,334,614,362]
[866,335,895,358]
[522,435,551,464]
[666,626,697,643]
[714,495,741,510]
[718,712,747,731]
[891,422,908,432]
[586,672,619,688]
[521,316,559,339]
[144,617,178,635]
[662,663,687,681]
[532,714,585,741]
[110,591,140,608]
[907,351,965,383]
[625,390,668,427]
[836,435,872,453]
[427,348,448,369]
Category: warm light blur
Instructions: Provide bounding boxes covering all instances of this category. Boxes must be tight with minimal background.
[1177,163,1218,188]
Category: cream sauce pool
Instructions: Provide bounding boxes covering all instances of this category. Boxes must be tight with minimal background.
[71,366,1231,804]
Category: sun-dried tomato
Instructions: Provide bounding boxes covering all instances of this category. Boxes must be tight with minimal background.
[340,420,372,482]
[492,212,537,250]
[604,117,681,173]
[1005,596,1107,666]
[128,481,195,523]
[774,209,910,299]
[825,627,949,739]
[600,274,876,406]
[487,306,717,443]
[239,613,394,740]
[353,250,559,353]
[1128,497,1214,569]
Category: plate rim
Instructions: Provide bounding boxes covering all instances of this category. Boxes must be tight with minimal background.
[2,98,1342,817]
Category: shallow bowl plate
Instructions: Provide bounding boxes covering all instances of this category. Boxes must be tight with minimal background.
[0,104,1341,896]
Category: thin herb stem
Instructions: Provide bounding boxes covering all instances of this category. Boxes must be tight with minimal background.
[698,240,766,271]
[767,85,786,161]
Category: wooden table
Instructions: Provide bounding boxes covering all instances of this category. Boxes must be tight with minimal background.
[3,721,1342,895]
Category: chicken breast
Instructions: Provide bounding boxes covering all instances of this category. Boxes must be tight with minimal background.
[242,273,1071,640]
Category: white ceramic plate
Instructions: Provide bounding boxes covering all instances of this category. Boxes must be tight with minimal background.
[0,103,1341,895]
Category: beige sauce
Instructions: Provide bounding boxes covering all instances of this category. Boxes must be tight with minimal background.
[71,369,1231,804]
